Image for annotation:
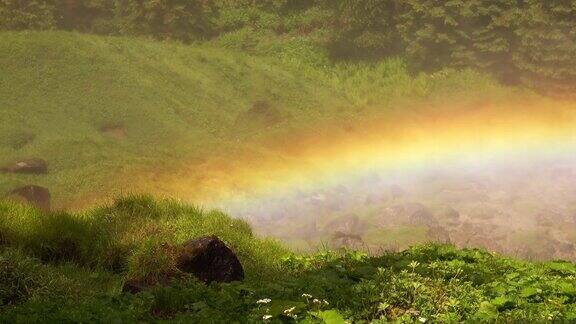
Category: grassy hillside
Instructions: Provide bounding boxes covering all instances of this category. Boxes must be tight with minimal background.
[0,31,514,209]
[1,196,576,322]
[0,31,338,207]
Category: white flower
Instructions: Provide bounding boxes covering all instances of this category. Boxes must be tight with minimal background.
[409,261,420,269]
[302,293,312,298]
[323,300,329,305]
[256,298,272,304]
[312,298,321,304]
[418,317,428,323]
[262,315,273,320]
[284,307,296,314]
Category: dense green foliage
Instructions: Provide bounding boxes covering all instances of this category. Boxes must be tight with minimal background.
[1,197,576,322]
[332,0,576,94]
[116,0,214,42]
[1,0,574,94]
[0,0,57,30]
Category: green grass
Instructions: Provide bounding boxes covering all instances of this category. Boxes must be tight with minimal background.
[0,30,521,209]
[2,196,576,322]
[0,30,342,207]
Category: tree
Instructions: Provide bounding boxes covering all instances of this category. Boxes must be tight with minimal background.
[115,0,215,42]
[0,0,57,30]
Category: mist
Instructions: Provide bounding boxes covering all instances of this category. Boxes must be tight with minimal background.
[212,146,576,260]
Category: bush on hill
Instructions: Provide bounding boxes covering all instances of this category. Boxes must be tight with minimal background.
[331,0,576,95]
[0,0,57,30]
[116,0,215,42]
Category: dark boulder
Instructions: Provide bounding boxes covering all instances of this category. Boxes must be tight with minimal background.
[100,123,127,139]
[235,101,283,129]
[385,203,437,226]
[123,236,244,294]
[8,185,51,211]
[325,214,367,234]
[176,236,244,284]
[0,158,48,174]
[122,279,154,294]
[436,206,460,226]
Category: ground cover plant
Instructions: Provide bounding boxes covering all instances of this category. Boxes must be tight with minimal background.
[2,196,576,322]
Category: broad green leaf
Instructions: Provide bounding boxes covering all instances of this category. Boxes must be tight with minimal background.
[314,310,346,324]
[519,287,540,298]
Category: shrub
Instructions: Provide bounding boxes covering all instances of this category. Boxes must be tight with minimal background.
[0,0,57,30]
[114,0,215,42]
[55,0,117,34]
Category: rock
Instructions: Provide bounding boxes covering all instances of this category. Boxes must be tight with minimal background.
[387,203,437,226]
[100,123,127,139]
[235,101,283,128]
[8,185,51,211]
[176,236,244,284]
[0,158,48,174]
[436,206,461,227]
[122,237,244,294]
[325,214,367,234]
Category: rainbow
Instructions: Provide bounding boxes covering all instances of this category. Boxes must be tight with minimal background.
[124,98,576,219]
[183,100,576,210]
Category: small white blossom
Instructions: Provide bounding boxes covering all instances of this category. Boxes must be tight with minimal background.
[256,298,271,304]
[262,315,273,320]
[312,298,321,304]
[419,317,428,323]
[323,300,329,305]
[302,293,312,298]
[283,307,296,314]
[409,261,420,269]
